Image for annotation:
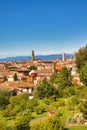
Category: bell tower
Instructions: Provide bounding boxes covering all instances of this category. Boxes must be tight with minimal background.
[32,50,34,61]
[62,52,66,62]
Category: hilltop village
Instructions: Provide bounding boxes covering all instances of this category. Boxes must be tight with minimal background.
[0,51,80,98]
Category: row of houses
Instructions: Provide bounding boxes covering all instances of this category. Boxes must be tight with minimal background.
[0,52,80,98]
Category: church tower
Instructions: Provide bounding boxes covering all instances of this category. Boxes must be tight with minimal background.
[62,52,66,62]
[32,50,34,61]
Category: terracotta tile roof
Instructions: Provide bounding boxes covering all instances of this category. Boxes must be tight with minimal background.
[17,69,29,72]
[0,81,34,90]
[37,60,54,63]
[55,57,61,62]
[16,81,34,88]
[38,77,46,82]
[37,73,52,77]
[35,69,52,73]
[55,65,63,71]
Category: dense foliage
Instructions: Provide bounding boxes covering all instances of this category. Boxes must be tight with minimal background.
[29,65,37,70]
[79,101,87,120]
[0,84,87,129]
[3,76,7,82]
[34,81,58,99]
[79,64,87,86]
[75,44,87,70]
[0,89,10,109]
[13,73,18,81]
[50,67,72,89]
[31,115,64,130]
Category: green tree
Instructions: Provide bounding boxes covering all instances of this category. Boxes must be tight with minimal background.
[6,110,31,130]
[79,101,87,120]
[0,118,7,130]
[0,95,9,109]
[13,73,18,81]
[62,86,75,98]
[0,89,10,98]
[29,65,37,70]
[31,115,64,130]
[15,110,31,130]
[57,67,72,89]
[50,67,72,90]
[34,81,57,99]
[67,96,79,111]
[0,89,10,109]
[50,72,58,84]
[75,44,87,70]
[3,76,7,82]
[27,99,38,112]
[79,63,87,86]
[36,105,46,114]
[3,93,29,117]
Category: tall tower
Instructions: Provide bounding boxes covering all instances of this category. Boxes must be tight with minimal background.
[32,50,34,61]
[62,52,66,62]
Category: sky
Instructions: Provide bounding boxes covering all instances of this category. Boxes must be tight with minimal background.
[0,0,87,58]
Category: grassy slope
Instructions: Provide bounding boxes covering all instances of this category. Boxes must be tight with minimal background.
[67,126,87,130]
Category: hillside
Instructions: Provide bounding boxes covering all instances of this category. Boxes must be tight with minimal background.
[0,54,74,62]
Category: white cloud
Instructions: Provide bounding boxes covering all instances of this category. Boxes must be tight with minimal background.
[0,51,31,58]
[0,47,76,58]
[0,52,8,58]
[0,50,74,58]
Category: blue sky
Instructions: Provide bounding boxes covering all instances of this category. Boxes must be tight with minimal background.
[0,0,87,58]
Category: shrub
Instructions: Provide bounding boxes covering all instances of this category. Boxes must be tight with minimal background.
[0,95,9,109]
[36,105,46,114]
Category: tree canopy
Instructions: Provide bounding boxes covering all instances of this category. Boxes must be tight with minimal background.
[3,76,7,82]
[13,73,18,81]
[50,67,72,89]
[34,81,58,99]
[75,44,87,70]
[31,115,64,130]
[58,67,72,89]
[29,65,37,70]
[79,63,87,86]
[79,101,87,120]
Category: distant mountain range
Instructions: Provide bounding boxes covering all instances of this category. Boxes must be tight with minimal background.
[0,54,74,62]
